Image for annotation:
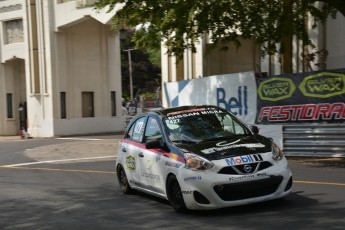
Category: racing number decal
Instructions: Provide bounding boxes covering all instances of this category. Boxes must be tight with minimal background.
[134,121,144,133]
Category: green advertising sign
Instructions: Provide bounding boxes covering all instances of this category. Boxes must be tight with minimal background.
[299,72,345,98]
[257,78,296,101]
[256,69,345,124]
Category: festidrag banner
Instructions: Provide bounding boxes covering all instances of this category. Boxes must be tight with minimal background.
[163,71,257,124]
[256,69,345,124]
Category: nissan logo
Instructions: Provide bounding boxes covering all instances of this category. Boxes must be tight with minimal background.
[217,185,224,191]
[243,164,252,173]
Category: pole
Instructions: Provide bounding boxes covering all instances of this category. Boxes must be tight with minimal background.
[124,49,134,101]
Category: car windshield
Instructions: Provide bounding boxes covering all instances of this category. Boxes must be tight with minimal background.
[162,107,251,143]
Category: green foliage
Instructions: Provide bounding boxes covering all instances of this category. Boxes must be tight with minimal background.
[133,28,161,66]
[94,0,343,59]
[139,92,156,99]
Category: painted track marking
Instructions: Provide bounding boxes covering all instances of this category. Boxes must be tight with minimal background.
[56,137,103,141]
[0,166,115,174]
[294,180,345,187]
[0,165,344,187]
[2,156,116,167]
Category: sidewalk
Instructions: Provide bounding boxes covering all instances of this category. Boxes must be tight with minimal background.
[24,138,120,163]
[1,134,344,166]
[0,135,23,142]
[0,131,124,142]
[0,134,123,164]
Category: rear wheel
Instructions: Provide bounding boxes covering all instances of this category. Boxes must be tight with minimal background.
[117,165,132,194]
[167,175,187,213]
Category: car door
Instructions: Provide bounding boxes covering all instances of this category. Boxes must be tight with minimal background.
[120,116,147,188]
[138,116,165,194]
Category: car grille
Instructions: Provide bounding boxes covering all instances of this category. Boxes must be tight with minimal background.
[218,161,273,175]
[213,176,283,201]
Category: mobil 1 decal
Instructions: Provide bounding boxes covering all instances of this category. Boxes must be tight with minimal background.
[225,154,263,166]
[256,69,345,123]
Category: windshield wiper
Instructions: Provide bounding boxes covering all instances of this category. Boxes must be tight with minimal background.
[200,135,235,142]
[201,133,252,143]
[171,139,198,144]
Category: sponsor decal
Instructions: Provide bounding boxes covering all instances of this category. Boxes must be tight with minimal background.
[200,109,224,115]
[167,108,225,123]
[184,176,202,182]
[182,191,193,194]
[146,160,154,170]
[165,161,182,168]
[167,108,206,117]
[155,154,161,162]
[299,72,345,98]
[217,86,248,116]
[257,103,345,122]
[257,173,267,177]
[126,156,136,170]
[140,171,160,181]
[170,153,179,160]
[229,175,255,181]
[216,140,241,147]
[202,143,266,154]
[258,78,296,101]
[167,112,201,120]
[229,173,268,181]
[225,154,263,166]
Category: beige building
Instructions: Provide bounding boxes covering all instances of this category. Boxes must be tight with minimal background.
[0,0,125,137]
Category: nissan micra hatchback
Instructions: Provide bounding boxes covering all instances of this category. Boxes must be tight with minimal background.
[116,105,292,212]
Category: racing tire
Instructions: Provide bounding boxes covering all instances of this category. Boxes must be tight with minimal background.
[117,165,132,194]
[167,175,188,213]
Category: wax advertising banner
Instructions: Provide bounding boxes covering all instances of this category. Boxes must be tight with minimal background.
[256,69,345,124]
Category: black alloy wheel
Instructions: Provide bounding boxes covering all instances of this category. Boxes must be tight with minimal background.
[117,165,132,194]
[167,175,187,213]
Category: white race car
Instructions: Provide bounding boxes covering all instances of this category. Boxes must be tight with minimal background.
[116,105,292,212]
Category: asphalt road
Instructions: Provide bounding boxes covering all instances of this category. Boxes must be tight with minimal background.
[0,136,344,230]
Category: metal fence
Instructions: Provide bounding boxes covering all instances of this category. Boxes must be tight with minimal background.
[283,124,345,157]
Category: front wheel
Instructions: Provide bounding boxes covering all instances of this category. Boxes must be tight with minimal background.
[117,165,132,194]
[167,175,187,213]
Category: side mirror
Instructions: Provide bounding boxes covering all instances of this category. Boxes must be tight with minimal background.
[251,126,259,134]
[145,139,162,149]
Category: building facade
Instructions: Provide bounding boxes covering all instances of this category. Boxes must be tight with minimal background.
[0,0,125,137]
[161,10,345,107]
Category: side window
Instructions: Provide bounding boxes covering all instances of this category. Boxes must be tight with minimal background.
[217,114,234,133]
[217,113,246,134]
[233,122,245,134]
[144,117,162,142]
[126,117,146,142]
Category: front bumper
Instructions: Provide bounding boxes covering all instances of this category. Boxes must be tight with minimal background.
[177,157,292,210]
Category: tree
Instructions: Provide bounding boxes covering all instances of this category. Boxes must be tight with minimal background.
[94,0,344,62]
[120,29,161,100]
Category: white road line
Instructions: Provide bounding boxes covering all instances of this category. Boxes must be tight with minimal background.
[56,138,102,141]
[2,156,116,167]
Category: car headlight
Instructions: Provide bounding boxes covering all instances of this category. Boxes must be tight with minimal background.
[184,153,214,171]
[272,142,283,161]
